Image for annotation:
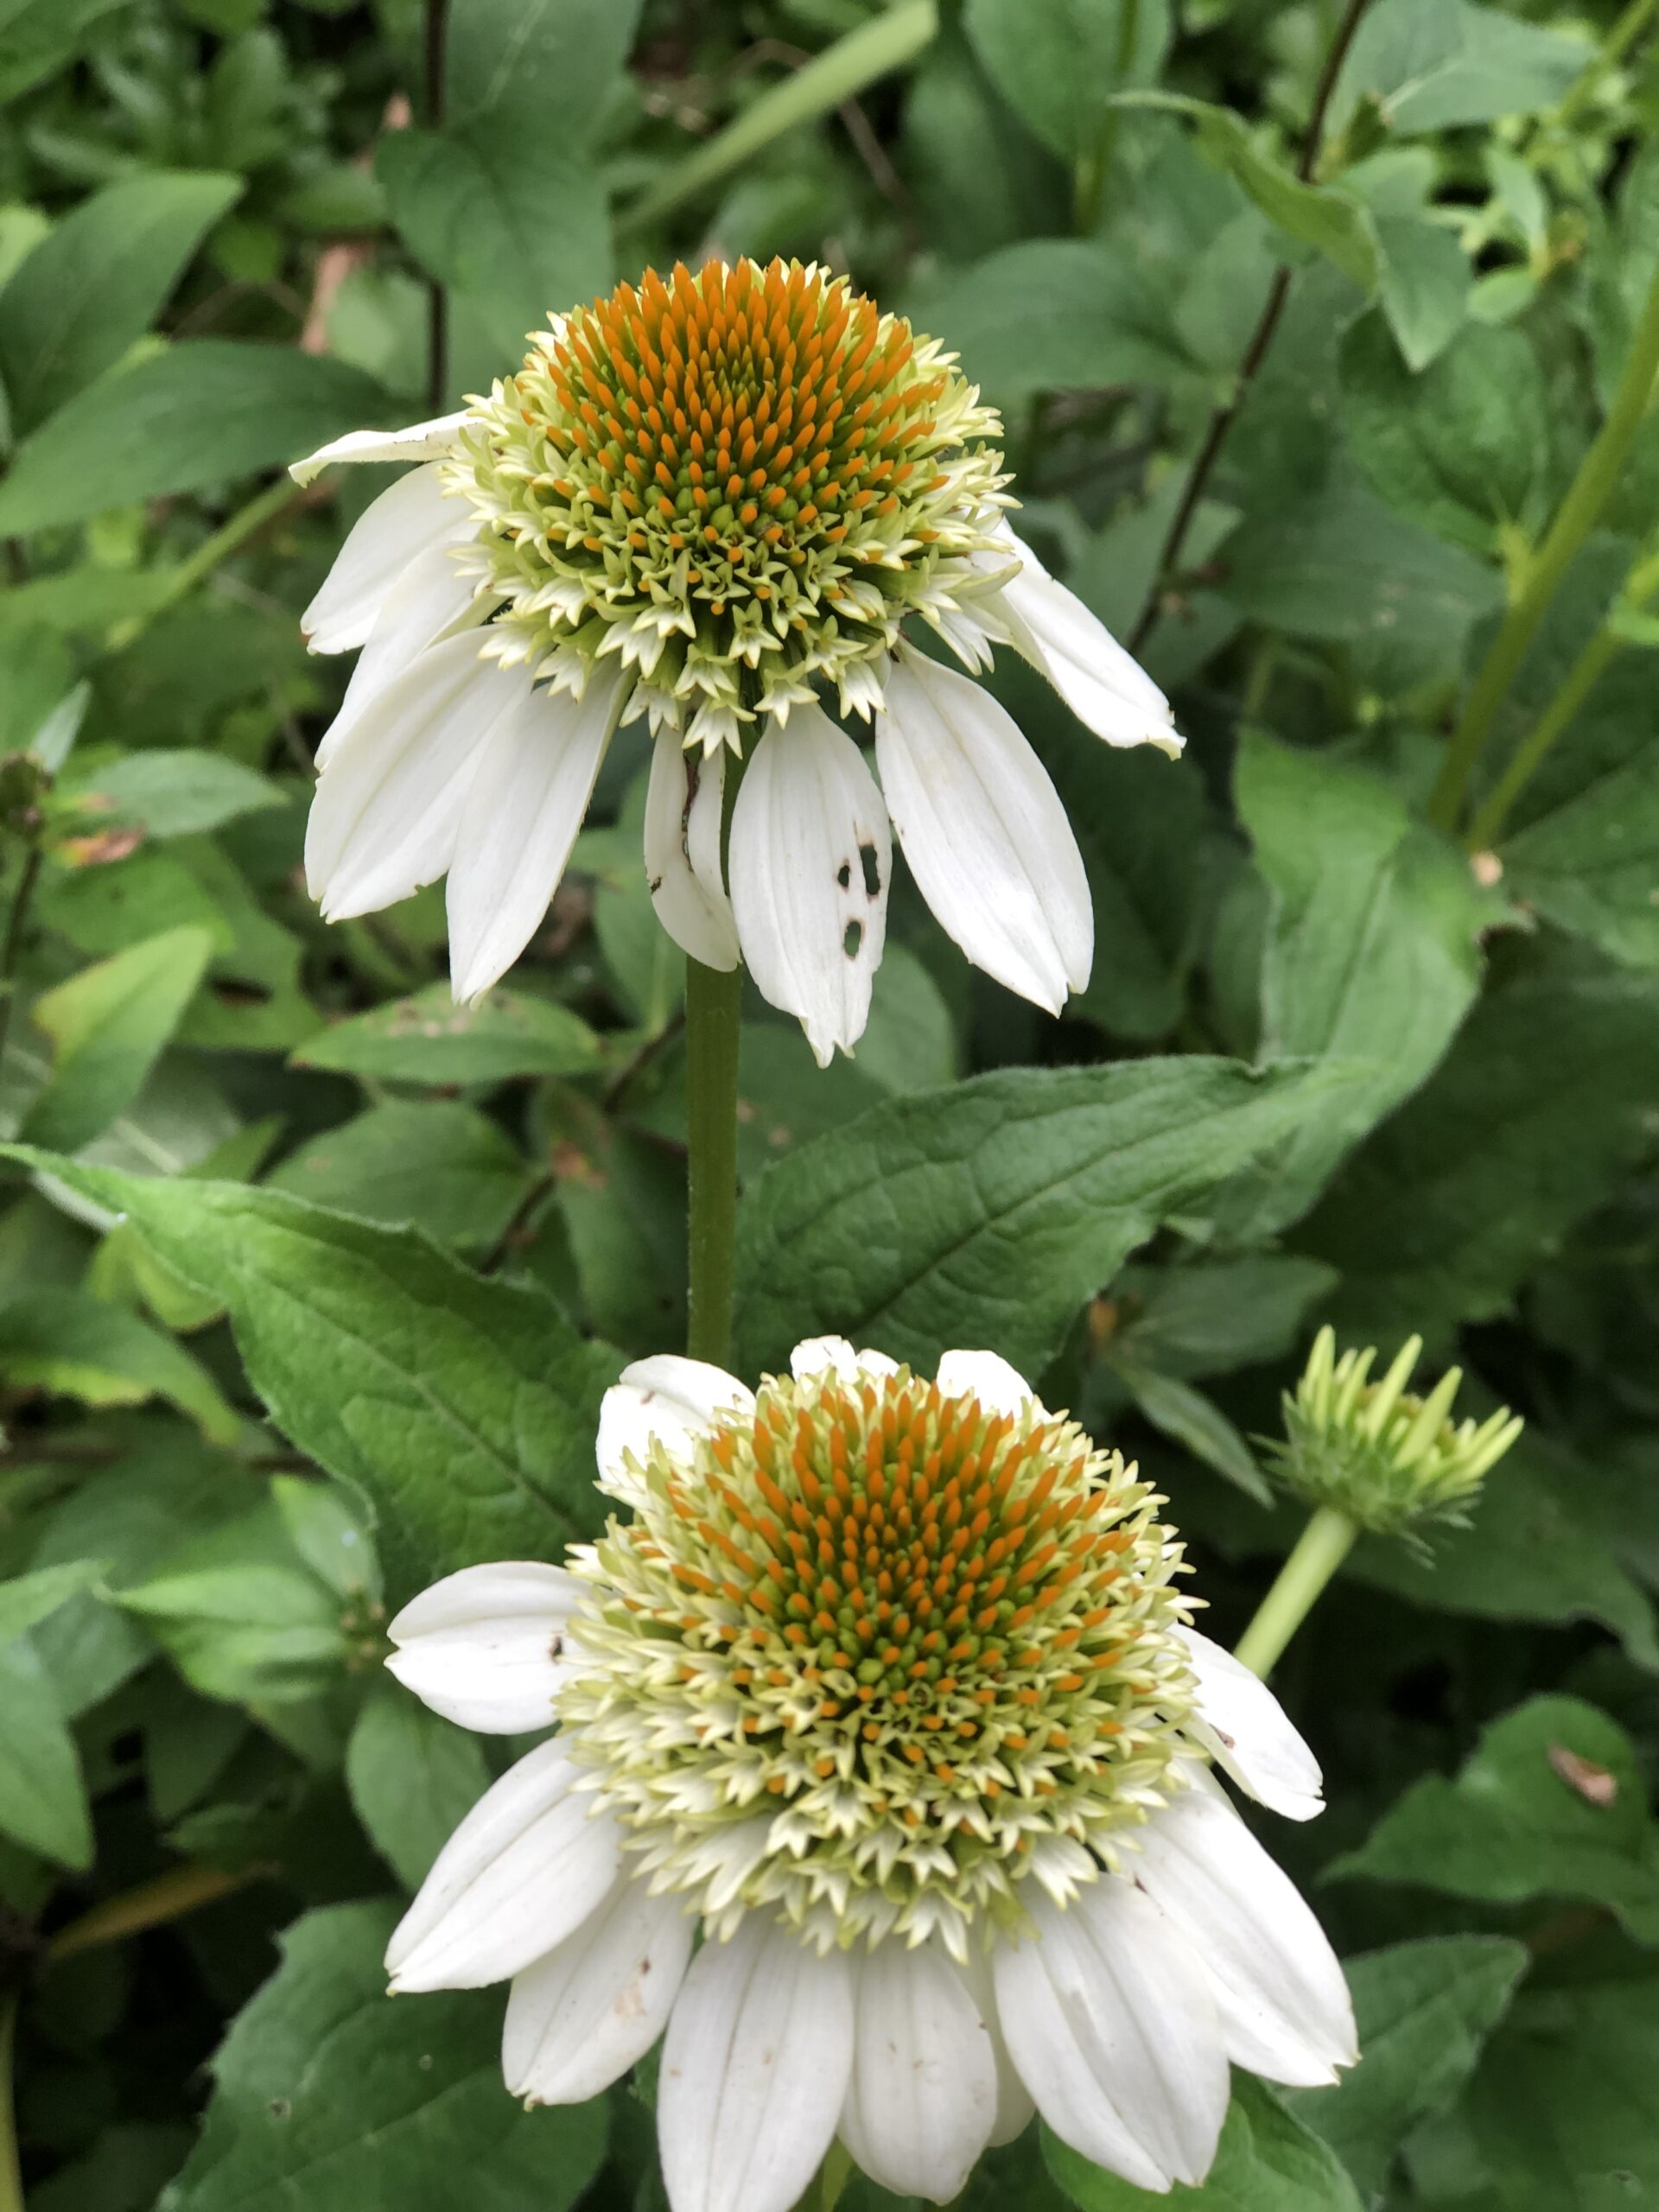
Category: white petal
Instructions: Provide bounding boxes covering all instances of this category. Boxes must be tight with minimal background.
[315,539,489,769]
[1179,1627,1325,1821]
[503,1876,695,2105]
[304,632,521,920]
[646,728,741,970]
[957,1947,1036,2147]
[993,530,1183,758]
[290,410,471,486]
[728,704,891,1068]
[658,1918,854,2212]
[446,661,628,1002]
[385,1561,585,1736]
[302,463,474,657]
[791,1337,858,1380]
[840,1942,999,2202]
[992,1879,1229,2191]
[596,1355,755,1502]
[1132,1781,1357,2087]
[385,1737,622,1992]
[878,651,1091,1016]
[935,1350,1037,1420]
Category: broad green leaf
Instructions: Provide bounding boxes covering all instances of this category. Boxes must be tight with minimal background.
[1374,212,1472,372]
[852,942,960,1096]
[0,170,242,434]
[0,1636,92,1867]
[908,243,1187,407]
[732,1056,1357,1380]
[444,0,643,139]
[1045,2076,1362,2210]
[266,1101,532,1255]
[270,1476,379,1604]
[0,627,73,752]
[1116,94,1378,291]
[22,925,214,1154]
[1111,1360,1272,1503]
[292,982,605,1084]
[0,343,389,535]
[0,1559,105,1644]
[963,0,1171,162]
[1332,1695,1659,1942]
[1300,966,1659,1343]
[1285,1937,1528,2196]
[1330,0,1589,138]
[345,1681,491,1890]
[1500,741,1659,969]
[0,1287,240,1442]
[3,1146,622,1601]
[1218,733,1491,1239]
[157,1900,609,2212]
[1464,1972,1659,2211]
[1340,315,1548,550]
[60,749,286,841]
[0,0,135,102]
[1108,1255,1336,1381]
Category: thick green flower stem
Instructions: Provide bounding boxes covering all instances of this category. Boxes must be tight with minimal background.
[1231,1505,1359,1681]
[684,956,743,1367]
[1428,259,1659,833]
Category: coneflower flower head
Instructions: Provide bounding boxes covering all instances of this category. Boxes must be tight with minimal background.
[456,257,1008,751]
[1267,1325,1523,1542]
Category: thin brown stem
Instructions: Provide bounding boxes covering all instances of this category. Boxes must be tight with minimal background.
[1128,0,1374,653]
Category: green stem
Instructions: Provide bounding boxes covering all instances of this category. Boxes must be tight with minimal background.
[1231,1505,1358,1680]
[1555,0,1659,127]
[0,843,42,1080]
[1073,0,1141,232]
[684,956,742,1367]
[1465,544,1659,849]
[620,0,938,233]
[1428,262,1659,832]
[105,474,303,655]
[0,1993,20,2212]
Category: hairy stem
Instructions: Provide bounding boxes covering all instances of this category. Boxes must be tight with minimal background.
[1231,1505,1358,1679]
[1127,0,1374,653]
[1429,262,1659,832]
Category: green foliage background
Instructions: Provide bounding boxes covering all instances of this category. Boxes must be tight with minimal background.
[3,0,1659,2206]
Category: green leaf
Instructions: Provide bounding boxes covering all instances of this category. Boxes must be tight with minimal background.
[0,0,136,102]
[1331,0,1589,138]
[0,343,389,535]
[1332,1694,1659,1942]
[732,1056,1358,1380]
[1285,1937,1528,2197]
[157,1899,609,2212]
[265,1101,533,1255]
[345,1681,490,1890]
[1500,741,1659,969]
[61,749,287,841]
[907,243,1187,408]
[1373,212,1472,372]
[1112,1361,1272,1503]
[1108,1255,1336,1381]
[3,1146,622,1602]
[0,1559,106,1645]
[0,170,242,435]
[1341,315,1548,550]
[1300,967,1659,1344]
[1115,94,1378,291]
[0,1287,240,1442]
[963,0,1171,162]
[1218,734,1490,1239]
[292,982,605,1084]
[22,926,214,1154]
[0,1636,92,1867]
[1045,2076,1362,2210]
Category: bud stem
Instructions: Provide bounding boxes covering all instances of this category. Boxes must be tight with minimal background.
[684,955,743,1368]
[1231,1504,1358,1680]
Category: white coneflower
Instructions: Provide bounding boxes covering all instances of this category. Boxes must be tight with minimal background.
[383,1338,1355,2212]
[291,257,1182,1061]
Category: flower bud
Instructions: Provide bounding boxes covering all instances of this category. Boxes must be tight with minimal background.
[1266,1326,1522,1541]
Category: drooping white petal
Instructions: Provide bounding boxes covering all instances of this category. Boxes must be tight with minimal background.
[645,728,741,971]
[385,1737,622,1993]
[992,1878,1229,2191]
[302,463,474,658]
[1179,1627,1325,1821]
[839,1942,999,2203]
[304,631,523,921]
[1131,1780,1357,2087]
[445,660,629,1002]
[289,410,471,487]
[596,1356,755,1504]
[503,1877,695,2106]
[314,539,491,768]
[877,651,1091,1016]
[728,703,891,1068]
[957,1946,1036,2147]
[935,1350,1037,1420]
[385,1561,585,1736]
[658,1917,854,2212]
[990,530,1183,759]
